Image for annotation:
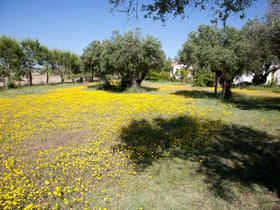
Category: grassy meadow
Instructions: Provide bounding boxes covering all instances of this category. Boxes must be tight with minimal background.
[0,82,279,209]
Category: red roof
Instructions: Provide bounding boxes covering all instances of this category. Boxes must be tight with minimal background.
[170,62,178,67]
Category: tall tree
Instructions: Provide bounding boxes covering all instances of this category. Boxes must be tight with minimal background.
[21,38,41,86]
[51,49,72,83]
[109,29,164,88]
[242,19,275,85]
[81,40,111,85]
[266,0,280,61]
[81,29,165,89]
[68,52,81,83]
[179,25,222,95]
[0,35,23,89]
[138,34,165,86]
[38,45,52,84]
[179,25,248,99]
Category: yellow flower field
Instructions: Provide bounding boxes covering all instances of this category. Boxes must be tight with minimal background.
[0,83,279,209]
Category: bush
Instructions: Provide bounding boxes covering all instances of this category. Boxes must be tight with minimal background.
[146,71,170,82]
[194,71,215,87]
[166,76,178,82]
[8,81,18,89]
[265,79,278,87]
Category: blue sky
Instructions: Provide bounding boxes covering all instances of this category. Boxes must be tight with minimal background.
[0,0,267,59]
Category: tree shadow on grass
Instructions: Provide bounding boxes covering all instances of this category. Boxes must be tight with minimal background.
[87,84,158,93]
[173,90,280,111]
[114,115,280,200]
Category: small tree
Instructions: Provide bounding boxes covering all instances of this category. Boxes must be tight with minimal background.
[0,35,23,89]
[21,38,41,86]
[81,40,111,86]
[38,45,53,84]
[175,67,188,83]
[68,53,81,83]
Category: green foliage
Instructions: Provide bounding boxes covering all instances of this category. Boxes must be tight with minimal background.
[194,70,215,87]
[48,49,80,83]
[266,0,280,59]
[146,71,170,81]
[7,81,18,89]
[242,19,276,85]
[0,34,23,88]
[179,25,249,99]
[109,0,257,26]
[21,38,42,86]
[174,67,190,83]
[0,35,81,87]
[81,29,165,88]
[265,79,278,87]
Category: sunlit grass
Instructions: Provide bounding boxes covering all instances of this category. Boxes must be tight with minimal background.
[0,83,279,209]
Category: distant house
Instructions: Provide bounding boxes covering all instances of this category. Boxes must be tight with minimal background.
[233,65,280,86]
[266,66,280,85]
[170,63,193,79]
[233,73,254,85]
[170,63,185,77]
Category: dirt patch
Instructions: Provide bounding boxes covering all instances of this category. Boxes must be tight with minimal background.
[0,72,71,87]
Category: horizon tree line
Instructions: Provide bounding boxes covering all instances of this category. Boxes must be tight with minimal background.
[0,36,81,88]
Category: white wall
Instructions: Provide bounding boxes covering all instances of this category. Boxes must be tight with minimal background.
[233,73,254,85]
[266,69,280,85]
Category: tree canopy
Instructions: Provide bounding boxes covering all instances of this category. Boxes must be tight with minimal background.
[179,25,248,99]
[81,29,165,89]
[0,35,23,88]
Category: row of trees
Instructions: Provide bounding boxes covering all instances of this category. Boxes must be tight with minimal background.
[0,29,165,90]
[178,0,280,98]
[0,36,80,88]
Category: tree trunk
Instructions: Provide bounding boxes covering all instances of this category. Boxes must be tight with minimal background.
[100,72,110,87]
[223,80,232,100]
[121,74,128,89]
[60,70,64,83]
[4,77,8,89]
[219,73,225,96]
[28,71,33,86]
[46,71,49,84]
[136,72,147,87]
[214,72,218,96]
[131,78,137,90]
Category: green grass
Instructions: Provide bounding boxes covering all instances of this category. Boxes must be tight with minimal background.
[85,84,280,209]
[246,85,280,92]
[0,82,85,97]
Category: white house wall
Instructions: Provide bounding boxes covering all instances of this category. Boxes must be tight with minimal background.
[266,69,280,85]
[233,73,254,85]
[170,64,186,77]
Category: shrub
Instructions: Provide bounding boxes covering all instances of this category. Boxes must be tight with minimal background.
[194,71,215,87]
[265,79,278,87]
[8,81,18,89]
[146,71,170,82]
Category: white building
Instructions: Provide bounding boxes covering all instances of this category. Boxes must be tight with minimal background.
[266,67,280,85]
[170,63,193,80]
[170,63,186,77]
[233,73,254,85]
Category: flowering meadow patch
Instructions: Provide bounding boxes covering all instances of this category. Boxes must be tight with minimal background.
[0,84,279,209]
